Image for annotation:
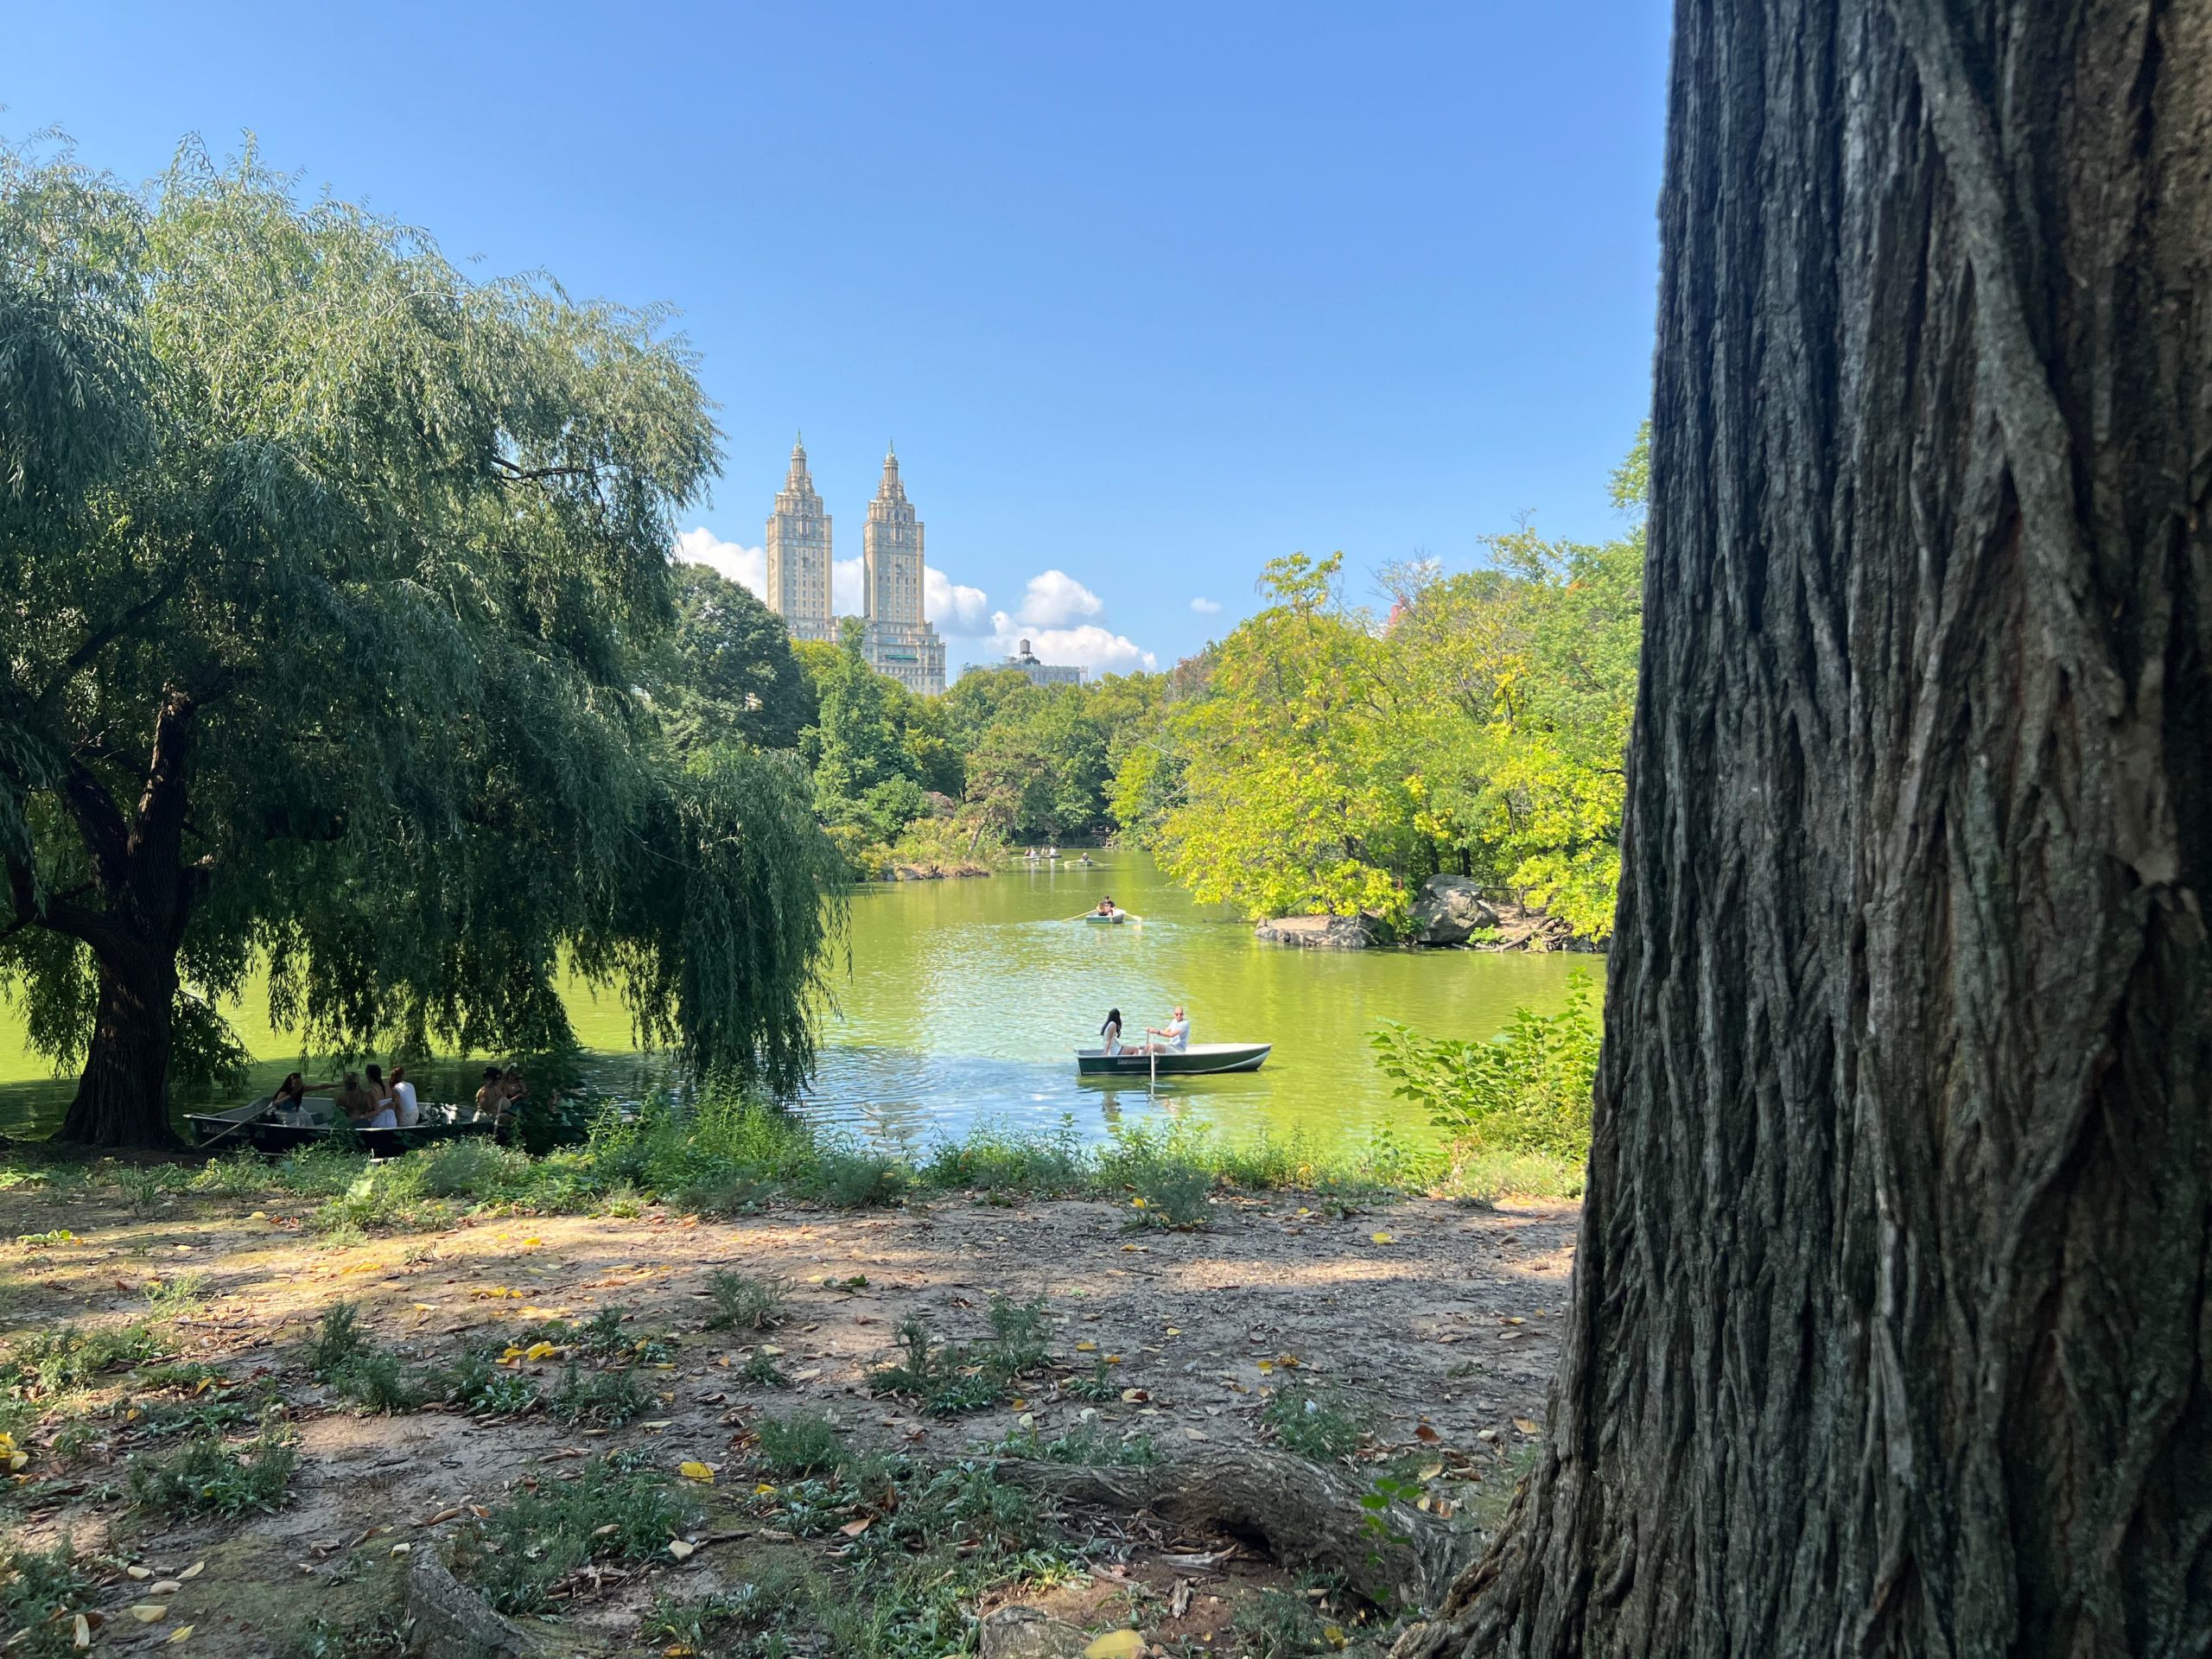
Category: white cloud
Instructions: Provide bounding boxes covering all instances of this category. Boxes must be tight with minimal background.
[833,556,864,615]
[1014,569,1105,629]
[988,613,1156,674]
[925,567,993,632]
[674,527,766,600]
[1190,596,1222,614]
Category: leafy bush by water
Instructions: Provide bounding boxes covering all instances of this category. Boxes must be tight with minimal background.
[1370,969,1600,1160]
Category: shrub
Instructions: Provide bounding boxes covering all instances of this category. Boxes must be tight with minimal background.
[812,1149,907,1209]
[13,1324,165,1395]
[1370,969,1600,1159]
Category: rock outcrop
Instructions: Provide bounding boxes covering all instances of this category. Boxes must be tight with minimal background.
[1407,875,1499,945]
[1253,913,1383,949]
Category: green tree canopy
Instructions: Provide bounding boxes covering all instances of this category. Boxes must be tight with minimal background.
[660,561,813,752]
[0,139,844,1146]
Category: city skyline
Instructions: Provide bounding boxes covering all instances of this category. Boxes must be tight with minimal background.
[9,3,1667,675]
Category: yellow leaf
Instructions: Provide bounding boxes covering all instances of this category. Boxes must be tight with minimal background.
[167,1627,195,1645]
[668,1539,696,1560]
[1084,1631,1147,1659]
[678,1461,715,1483]
[128,1566,153,1580]
[1164,1327,1181,1337]
[1419,1462,1444,1480]
[179,1562,204,1580]
[1104,1354,1122,1365]
[754,1482,779,1495]
[73,1613,90,1649]
[524,1343,563,1362]
[1255,1360,1274,1375]
[1075,1340,1097,1352]
[523,1237,543,1248]
[1370,1232,1394,1244]
[130,1605,168,1623]
[1130,1198,1147,1208]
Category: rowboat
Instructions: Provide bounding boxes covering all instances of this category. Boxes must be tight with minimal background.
[1074,1043,1272,1076]
[184,1096,499,1157]
[1080,912,1135,925]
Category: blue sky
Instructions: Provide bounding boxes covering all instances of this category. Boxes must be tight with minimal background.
[8,3,1669,674]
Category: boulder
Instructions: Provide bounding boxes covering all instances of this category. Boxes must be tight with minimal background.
[980,1606,1093,1659]
[1253,913,1382,949]
[1408,876,1499,945]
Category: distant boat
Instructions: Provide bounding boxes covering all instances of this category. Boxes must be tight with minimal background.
[184,1096,499,1157]
[1074,1043,1271,1076]
[1080,912,1135,925]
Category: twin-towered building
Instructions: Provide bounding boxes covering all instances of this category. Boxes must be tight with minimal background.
[764,437,947,696]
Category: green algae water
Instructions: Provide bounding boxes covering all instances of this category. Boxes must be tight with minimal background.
[0,852,1596,1147]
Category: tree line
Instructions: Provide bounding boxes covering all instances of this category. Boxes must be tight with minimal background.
[700,429,1646,934]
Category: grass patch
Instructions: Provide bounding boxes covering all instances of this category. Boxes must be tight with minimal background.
[1262,1382,1370,1463]
[739,1351,793,1389]
[1234,1580,1345,1659]
[990,1421,1157,1465]
[10,1324,166,1396]
[0,1538,95,1659]
[704,1269,792,1332]
[448,1457,703,1615]
[753,1411,849,1477]
[548,1361,649,1427]
[127,1421,296,1516]
[869,1298,1052,1415]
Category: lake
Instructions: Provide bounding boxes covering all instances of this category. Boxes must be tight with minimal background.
[0,851,1597,1147]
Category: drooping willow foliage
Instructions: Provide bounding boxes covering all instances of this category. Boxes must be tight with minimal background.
[0,135,843,1142]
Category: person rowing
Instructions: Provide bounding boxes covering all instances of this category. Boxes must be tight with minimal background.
[1095,896,1118,918]
[1139,1006,1190,1054]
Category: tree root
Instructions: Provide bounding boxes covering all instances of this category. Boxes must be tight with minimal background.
[991,1450,1475,1611]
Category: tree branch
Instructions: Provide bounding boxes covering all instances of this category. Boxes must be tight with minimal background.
[35,567,193,717]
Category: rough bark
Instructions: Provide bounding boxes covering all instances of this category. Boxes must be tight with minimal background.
[53,688,202,1148]
[1403,3,2212,1656]
[992,1451,1472,1610]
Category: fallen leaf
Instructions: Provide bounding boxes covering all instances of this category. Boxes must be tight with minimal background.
[167,1626,194,1645]
[1084,1631,1146,1659]
[1419,1462,1445,1480]
[1121,1388,1150,1403]
[1414,1424,1441,1443]
[179,1562,204,1580]
[839,1517,872,1537]
[128,1566,154,1580]
[1255,1360,1274,1375]
[73,1613,90,1649]
[639,1421,676,1431]
[754,1482,779,1495]
[1370,1232,1395,1244]
[130,1605,168,1624]
[1514,1418,1541,1435]
[668,1539,696,1560]
[151,1580,182,1594]
[678,1461,716,1483]
[389,1544,411,1558]
[1075,1340,1098,1353]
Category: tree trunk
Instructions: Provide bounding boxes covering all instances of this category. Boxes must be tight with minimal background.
[49,687,204,1150]
[58,949,181,1148]
[1403,4,2212,1656]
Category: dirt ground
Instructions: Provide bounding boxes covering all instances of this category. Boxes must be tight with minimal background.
[0,1183,1576,1656]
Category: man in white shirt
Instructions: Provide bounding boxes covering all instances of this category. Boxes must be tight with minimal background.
[1144,1007,1191,1053]
[388,1065,421,1128]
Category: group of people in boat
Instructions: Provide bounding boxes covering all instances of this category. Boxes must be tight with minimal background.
[1025,847,1095,865]
[264,1063,532,1129]
[1097,1004,1190,1057]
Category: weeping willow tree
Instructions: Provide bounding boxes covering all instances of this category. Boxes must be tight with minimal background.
[0,138,847,1147]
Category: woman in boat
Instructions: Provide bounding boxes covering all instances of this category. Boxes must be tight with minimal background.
[388,1064,421,1128]
[361,1065,397,1128]
[1095,896,1118,918]
[1099,1007,1124,1056]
